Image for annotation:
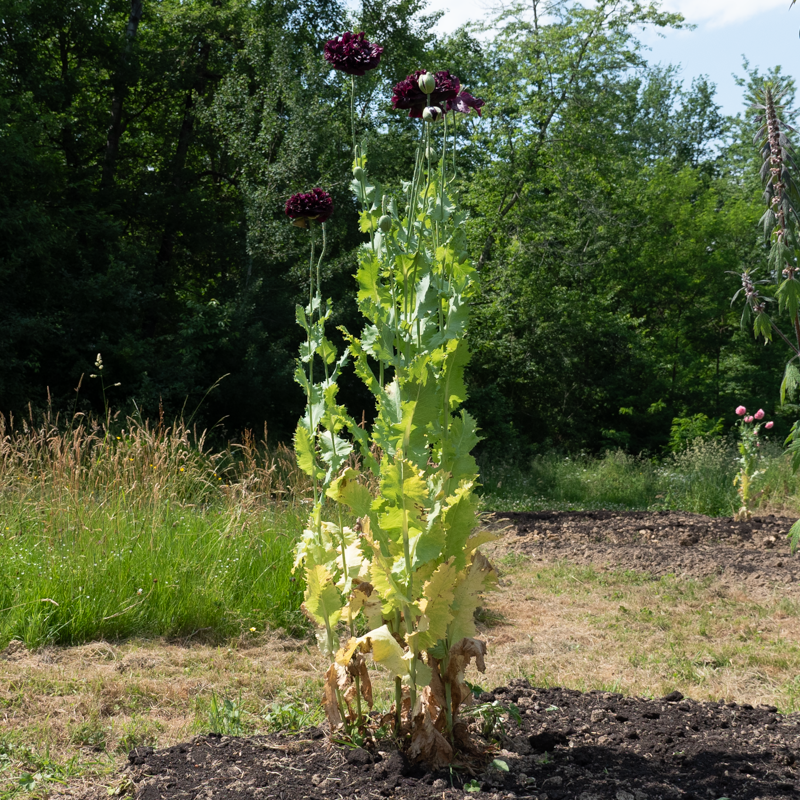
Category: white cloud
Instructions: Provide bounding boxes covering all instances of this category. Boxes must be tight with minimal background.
[660,0,786,27]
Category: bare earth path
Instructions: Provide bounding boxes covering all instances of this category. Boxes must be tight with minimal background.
[19,511,800,800]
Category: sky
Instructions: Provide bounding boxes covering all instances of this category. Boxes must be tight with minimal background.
[421,0,800,117]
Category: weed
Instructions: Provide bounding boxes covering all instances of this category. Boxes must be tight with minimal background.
[261,700,320,733]
[207,692,244,736]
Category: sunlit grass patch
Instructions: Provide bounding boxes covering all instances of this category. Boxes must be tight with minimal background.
[480,439,800,516]
[0,412,310,649]
[480,557,800,713]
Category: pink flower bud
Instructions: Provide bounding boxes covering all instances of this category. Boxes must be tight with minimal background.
[766,421,774,429]
[755,409,765,420]
[745,416,754,423]
[735,405,746,415]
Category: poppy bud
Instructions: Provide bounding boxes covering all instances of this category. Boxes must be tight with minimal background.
[422,106,443,123]
[378,215,392,232]
[353,166,366,181]
[418,72,436,94]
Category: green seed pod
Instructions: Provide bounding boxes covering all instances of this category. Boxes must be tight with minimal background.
[418,72,436,95]
[378,215,392,232]
[353,166,366,181]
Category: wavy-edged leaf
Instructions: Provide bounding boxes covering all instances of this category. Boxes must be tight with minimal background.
[447,552,497,644]
[293,422,324,480]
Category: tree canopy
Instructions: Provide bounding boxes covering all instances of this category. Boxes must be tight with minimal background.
[0,0,790,455]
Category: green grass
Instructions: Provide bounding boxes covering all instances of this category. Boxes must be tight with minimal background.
[0,413,308,649]
[479,438,800,516]
[0,500,306,649]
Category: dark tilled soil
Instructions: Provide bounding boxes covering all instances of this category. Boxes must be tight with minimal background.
[494,510,800,587]
[128,680,800,800]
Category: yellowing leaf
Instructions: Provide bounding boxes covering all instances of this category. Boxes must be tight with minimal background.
[365,625,407,677]
[303,564,343,630]
[448,552,496,644]
[293,423,324,480]
[326,468,373,517]
[442,482,479,569]
[408,560,455,651]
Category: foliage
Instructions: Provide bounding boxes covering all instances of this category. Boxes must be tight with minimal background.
[0,0,794,457]
[668,414,723,454]
[292,60,496,760]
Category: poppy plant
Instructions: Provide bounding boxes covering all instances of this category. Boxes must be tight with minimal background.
[447,90,485,116]
[324,31,383,76]
[285,188,333,227]
[391,69,460,117]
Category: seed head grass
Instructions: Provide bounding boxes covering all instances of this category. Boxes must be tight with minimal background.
[0,411,310,649]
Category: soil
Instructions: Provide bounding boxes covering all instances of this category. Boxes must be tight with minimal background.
[493,510,800,589]
[117,511,800,800]
[126,681,800,800]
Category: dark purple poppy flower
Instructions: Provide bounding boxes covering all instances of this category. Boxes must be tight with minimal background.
[324,31,383,76]
[285,188,333,227]
[447,90,485,117]
[391,70,461,118]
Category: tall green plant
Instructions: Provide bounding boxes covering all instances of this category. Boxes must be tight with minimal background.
[290,51,494,764]
[733,81,800,547]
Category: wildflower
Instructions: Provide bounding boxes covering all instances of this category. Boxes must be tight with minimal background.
[447,90,485,117]
[180,467,185,472]
[392,70,460,118]
[249,627,256,632]
[745,415,754,423]
[766,421,775,429]
[735,405,746,416]
[285,188,334,227]
[755,409,765,420]
[323,31,383,76]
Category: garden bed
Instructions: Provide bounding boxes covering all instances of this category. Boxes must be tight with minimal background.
[494,510,800,589]
[125,680,799,800]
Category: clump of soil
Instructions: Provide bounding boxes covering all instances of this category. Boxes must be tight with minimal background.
[127,679,799,799]
[495,510,800,587]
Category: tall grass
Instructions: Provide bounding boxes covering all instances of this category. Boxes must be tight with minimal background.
[479,438,800,516]
[0,411,309,649]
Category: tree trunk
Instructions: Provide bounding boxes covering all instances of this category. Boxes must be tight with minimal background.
[101,0,144,189]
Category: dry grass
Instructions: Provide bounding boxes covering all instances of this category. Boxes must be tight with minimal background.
[0,634,331,797]
[478,544,800,713]
[0,408,305,510]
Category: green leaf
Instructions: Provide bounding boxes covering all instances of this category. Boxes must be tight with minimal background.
[326,468,373,517]
[492,759,509,773]
[781,361,800,405]
[753,311,773,341]
[788,518,800,555]
[293,423,324,480]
